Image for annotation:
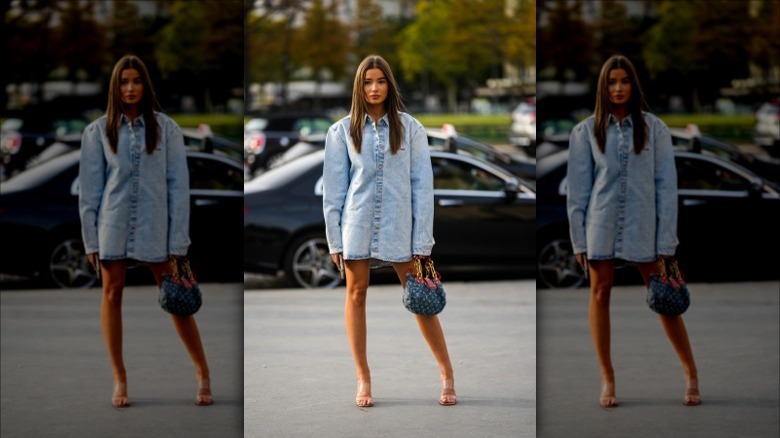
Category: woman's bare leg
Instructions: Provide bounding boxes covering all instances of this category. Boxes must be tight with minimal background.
[392,260,456,405]
[343,259,372,406]
[100,259,129,407]
[148,261,212,405]
[588,259,617,407]
[636,261,701,405]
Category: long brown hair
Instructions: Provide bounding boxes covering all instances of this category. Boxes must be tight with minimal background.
[594,55,649,154]
[106,55,161,154]
[349,55,406,154]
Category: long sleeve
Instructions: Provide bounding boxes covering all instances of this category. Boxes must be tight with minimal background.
[165,121,191,256]
[409,120,435,255]
[566,122,595,255]
[78,123,106,254]
[653,121,679,256]
[322,124,350,254]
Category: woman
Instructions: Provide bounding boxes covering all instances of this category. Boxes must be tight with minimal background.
[79,55,212,407]
[566,55,700,408]
[323,55,456,407]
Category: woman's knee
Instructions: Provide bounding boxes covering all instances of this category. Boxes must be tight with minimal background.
[346,282,368,307]
[590,285,612,306]
[102,282,124,306]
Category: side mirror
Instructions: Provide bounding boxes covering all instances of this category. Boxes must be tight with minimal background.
[505,179,519,198]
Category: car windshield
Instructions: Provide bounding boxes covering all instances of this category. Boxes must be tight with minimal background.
[245,150,324,193]
[0,150,79,193]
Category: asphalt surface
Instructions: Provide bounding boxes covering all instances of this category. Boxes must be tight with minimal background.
[244,280,537,438]
[0,283,244,438]
[537,281,780,438]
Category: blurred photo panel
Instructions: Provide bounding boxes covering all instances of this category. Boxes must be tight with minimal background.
[536,1,779,436]
[1,1,245,436]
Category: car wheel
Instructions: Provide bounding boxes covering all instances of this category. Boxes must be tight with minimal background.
[538,237,587,289]
[48,238,98,289]
[284,232,342,289]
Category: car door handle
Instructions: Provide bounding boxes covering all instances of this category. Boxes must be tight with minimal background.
[682,199,706,207]
[195,199,218,207]
[437,199,464,207]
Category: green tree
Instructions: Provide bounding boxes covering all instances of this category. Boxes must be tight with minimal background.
[537,0,594,83]
[297,0,349,99]
[352,0,404,70]
[505,0,535,71]
[55,0,104,89]
[748,0,780,95]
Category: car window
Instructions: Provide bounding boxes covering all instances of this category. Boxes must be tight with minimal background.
[431,157,504,191]
[676,156,751,191]
[293,118,332,136]
[187,156,243,191]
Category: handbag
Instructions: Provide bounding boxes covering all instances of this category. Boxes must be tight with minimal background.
[403,256,446,316]
[159,257,202,316]
[646,257,690,316]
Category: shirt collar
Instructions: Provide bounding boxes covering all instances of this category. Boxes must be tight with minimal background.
[365,112,389,126]
[609,112,633,127]
[121,113,146,127]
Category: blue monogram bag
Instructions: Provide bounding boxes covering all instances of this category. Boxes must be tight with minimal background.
[159,257,202,316]
[403,257,446,316]
[646,257,690,316]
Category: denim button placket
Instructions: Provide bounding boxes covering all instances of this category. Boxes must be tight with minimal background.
[615,122,628,255]
[370,121,385,253]
[128,121,141,255]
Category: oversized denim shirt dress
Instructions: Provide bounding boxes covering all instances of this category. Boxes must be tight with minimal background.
[79,112,190,262]
[323,112,435,263]
[566,112,678,262]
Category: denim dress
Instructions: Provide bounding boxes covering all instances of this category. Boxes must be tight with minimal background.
[566,112,678,262]
[79,112,190,262]
[322,112,435,265]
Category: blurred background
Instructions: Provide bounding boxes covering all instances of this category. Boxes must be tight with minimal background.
[1,0,246,288]
[243,0,539,289]
[535,0,780,288]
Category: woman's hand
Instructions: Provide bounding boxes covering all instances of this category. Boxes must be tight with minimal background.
[575,252,587,270]
[88,253,98,270]
[332,253,342,267]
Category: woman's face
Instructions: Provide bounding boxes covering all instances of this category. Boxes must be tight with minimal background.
[363,68,388,107]
[120,68,144,107]
[607,68,631,106]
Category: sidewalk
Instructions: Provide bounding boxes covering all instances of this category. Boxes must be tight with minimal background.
[537,281,780,438]
[0,283,244,438]
[244,280,536,438]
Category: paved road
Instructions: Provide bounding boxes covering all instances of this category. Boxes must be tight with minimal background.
[537,281,780,438]
[244,280,537,438]
[0,283,244,438]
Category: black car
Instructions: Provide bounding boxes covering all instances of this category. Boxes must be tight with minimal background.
[244,112,334,177]
[266,126,537,183]
[536,149,780,288]
[1,111,90,180]
[0,149,244,288]
[244,149,537,288]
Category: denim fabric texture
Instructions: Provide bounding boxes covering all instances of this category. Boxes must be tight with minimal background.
[323,112,435,263]
[567,112,678,262]
[79,112,191,262]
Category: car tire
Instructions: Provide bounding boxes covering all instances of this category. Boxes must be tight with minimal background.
[283,232,342,289]
[46,237,98,289]
[537,236,587,289]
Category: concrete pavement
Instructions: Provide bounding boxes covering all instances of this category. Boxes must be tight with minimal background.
[537,281,779,438]
[244,280,536,438]
[0,283,244,438]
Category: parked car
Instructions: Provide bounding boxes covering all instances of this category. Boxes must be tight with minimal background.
[508,99,536,156]
[536,149,780,289]
[753,101,780,157]
[0,148,244,288]
[244,112,334,177]
[266,125,537,182]
[669,125,780,187]
[1,110,90,180]
[244,149,537,288]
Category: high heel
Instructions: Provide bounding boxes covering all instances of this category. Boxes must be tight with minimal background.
[112,381,130,408]
[683,378,701,406]
[439,379,457,406]
[600,381,617,408]
[355,381,374,407]
[195,378,213,406]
